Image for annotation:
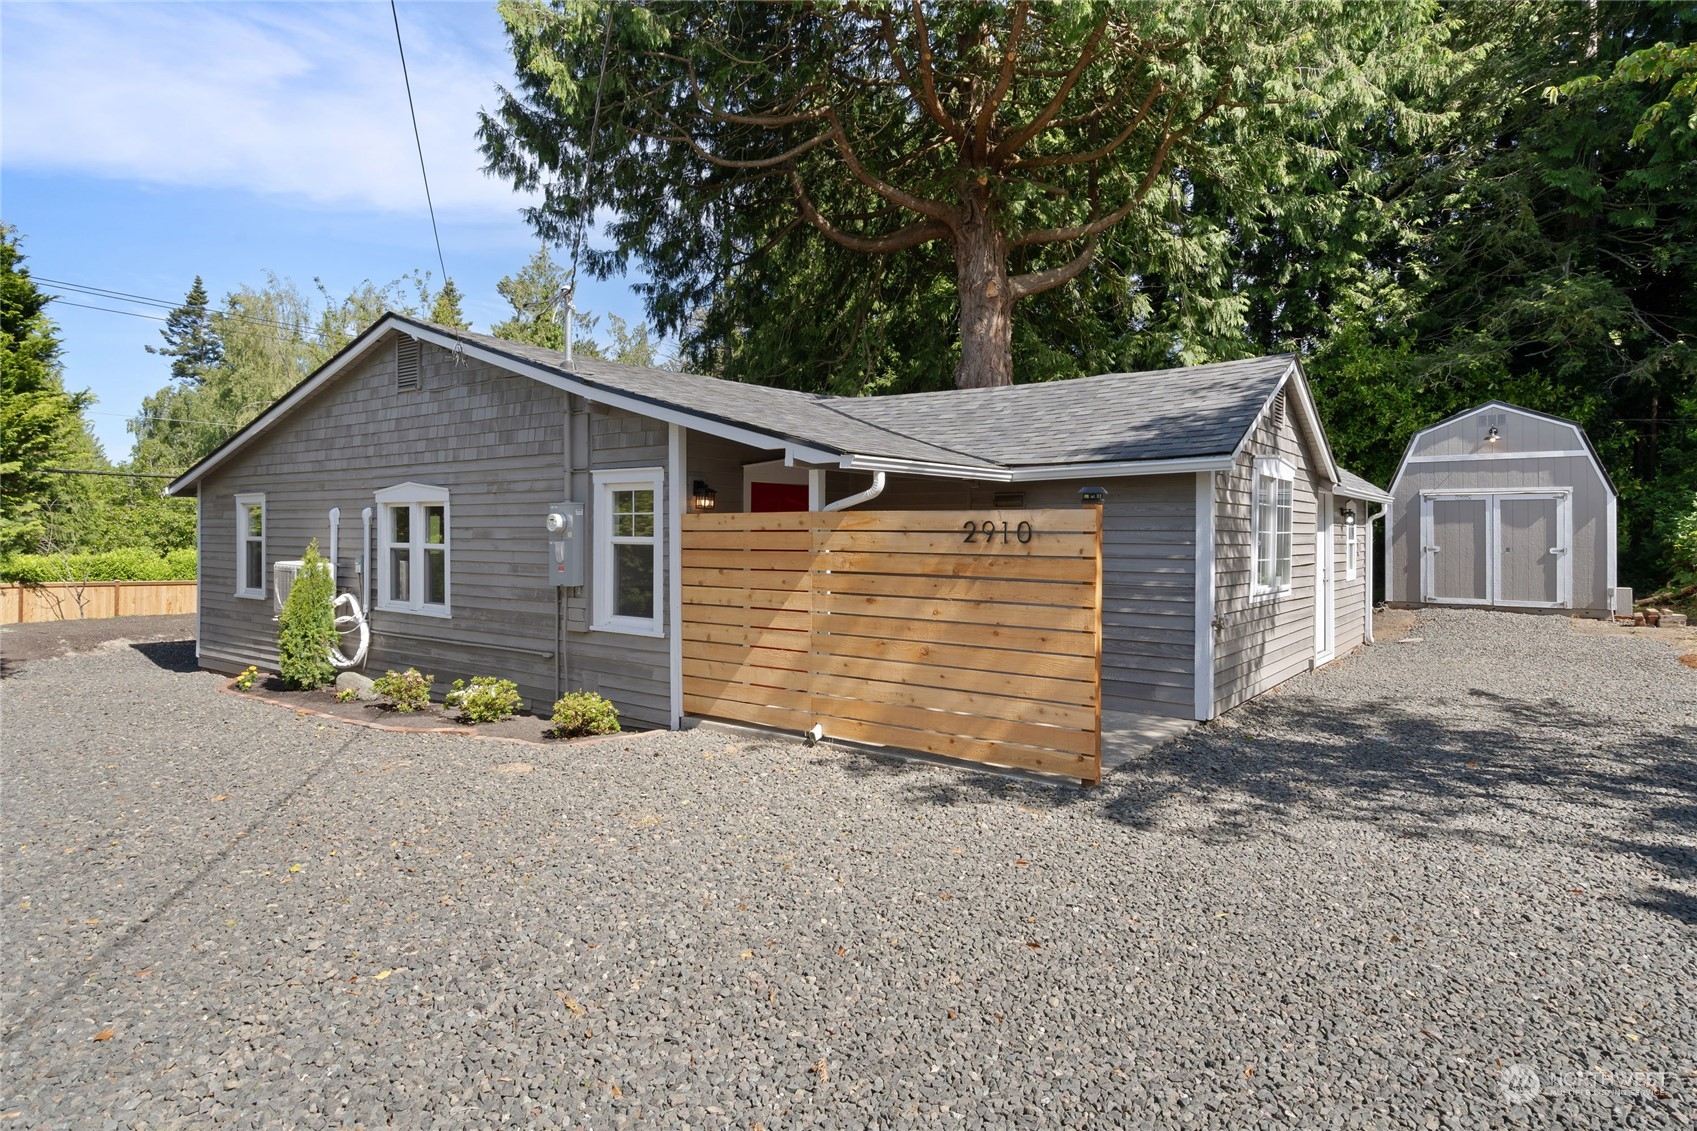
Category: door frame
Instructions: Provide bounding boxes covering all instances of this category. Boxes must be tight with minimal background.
[1314,490,1335,664]
[1419,489,1572,609]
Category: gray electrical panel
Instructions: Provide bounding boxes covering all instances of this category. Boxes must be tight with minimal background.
[547,501,585,587]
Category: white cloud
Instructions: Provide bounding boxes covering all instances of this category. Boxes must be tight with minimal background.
[1,1,536,217]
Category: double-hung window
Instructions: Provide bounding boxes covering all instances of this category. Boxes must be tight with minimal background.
[592,468,663,636]
[1345,519,1358,581]
[375,483,450,616]
[1252,457,1294,595]
[235,493,266,599]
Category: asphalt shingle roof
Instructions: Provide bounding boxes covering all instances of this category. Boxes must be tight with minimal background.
[1334,468,1392,502]
[426,319,1295,471]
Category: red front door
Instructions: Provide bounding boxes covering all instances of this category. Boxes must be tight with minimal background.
[750,481,810,512]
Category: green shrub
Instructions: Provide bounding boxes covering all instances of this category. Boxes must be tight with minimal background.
[335,687,358,704]
[277,540,335,690]
[550,691,620,738]
[447,676,522,724]
[372,667,433,712]
[0,547,197,583]
[233,665,259,692]
[1668,492,1697,584]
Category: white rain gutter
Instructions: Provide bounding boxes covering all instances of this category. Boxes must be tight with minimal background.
[822,471,886,511]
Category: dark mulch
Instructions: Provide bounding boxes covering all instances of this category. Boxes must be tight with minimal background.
[0,614,196,678]
[231,676,612,745]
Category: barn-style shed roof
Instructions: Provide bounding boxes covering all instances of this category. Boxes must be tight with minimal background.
[168,313,1371,495]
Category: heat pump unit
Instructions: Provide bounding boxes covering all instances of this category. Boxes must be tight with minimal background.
[273,559,335,612]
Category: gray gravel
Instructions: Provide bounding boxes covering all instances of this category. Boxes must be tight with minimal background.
[2,608,1693,1129]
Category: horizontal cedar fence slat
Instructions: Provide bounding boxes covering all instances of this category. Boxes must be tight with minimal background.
[1,580,198,625]
[804,571,1095,607]
[813,591,1097,633]
[816,550,1097,583]
[679,509,1101,783]
[804,631,1098,684]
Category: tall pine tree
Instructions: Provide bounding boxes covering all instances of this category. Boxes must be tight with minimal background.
[145,276,223,385]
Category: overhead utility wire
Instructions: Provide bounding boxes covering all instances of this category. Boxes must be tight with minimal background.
[390,0,452,307]
[556,3,615,362]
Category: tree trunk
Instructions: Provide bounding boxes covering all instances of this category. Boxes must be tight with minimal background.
[953,190,1014,389]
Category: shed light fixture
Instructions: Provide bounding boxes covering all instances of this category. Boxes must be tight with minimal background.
[1341,505,1357,525]
[1078,485,1108,507]
[1486,425,1500,443]
[690,479,718,512]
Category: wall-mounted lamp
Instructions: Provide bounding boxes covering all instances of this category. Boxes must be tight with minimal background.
[690,479,718,512]
[1078,485,1108,507]
[1341,504,1357,525]
[1486,425,1500,443]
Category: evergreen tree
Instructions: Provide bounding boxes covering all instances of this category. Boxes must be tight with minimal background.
[144,275,223,385]
[491,246,601,355]
[429,277,471,330]
[1,224,92,554]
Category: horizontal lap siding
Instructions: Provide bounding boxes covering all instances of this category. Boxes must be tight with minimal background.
[1333,518,1367,656]
[196,336,567,714]
[1214,398,1320,715]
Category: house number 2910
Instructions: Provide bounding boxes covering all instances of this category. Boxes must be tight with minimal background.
[962,519,1033,545]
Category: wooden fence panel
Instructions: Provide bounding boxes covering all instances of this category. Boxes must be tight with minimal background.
[680,509,1102,782]
[0,581,198,625]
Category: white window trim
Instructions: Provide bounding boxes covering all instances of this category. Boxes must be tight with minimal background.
[1345,519,1358,581]
[1250,457,1295,599]
[374,482,451,618]
[235,493,266,599]
[593,467,665,638]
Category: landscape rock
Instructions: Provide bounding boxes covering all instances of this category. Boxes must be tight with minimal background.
[334,670,377,700]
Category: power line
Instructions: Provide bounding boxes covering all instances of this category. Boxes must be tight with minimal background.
[40,467,182,480]
[390,0,450,294]
[37,278,315,337]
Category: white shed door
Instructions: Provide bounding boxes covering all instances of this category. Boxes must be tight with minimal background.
[1496,495,1563,607]
[1424,496,1489,603]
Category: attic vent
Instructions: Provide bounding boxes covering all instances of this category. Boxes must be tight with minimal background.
[1270,391,1286,428]
[1480,412,1506,432]
[395,335,421,391]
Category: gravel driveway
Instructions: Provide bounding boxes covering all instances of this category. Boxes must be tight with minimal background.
[2,609,1692,1129]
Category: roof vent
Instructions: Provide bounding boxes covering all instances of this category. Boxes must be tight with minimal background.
[395,335,421,392]
[1270,391,1286,429]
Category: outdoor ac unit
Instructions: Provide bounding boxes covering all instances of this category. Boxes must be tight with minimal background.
[273,559,335,613]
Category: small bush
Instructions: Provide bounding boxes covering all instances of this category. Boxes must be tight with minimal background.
[447,676,522,724]
[550,691,620,738]
[0,547,197,583]
[277,541,335,690]
[373,667,433,712]
[335,687,357,703]
[233,665,259,691]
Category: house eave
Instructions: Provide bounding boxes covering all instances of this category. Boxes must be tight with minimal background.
[838,452,1235,482]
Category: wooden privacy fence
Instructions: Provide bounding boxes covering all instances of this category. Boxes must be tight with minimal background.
[681,509,1103,782]
[0,580,198,625]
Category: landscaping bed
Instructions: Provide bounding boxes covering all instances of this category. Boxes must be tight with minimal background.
[229,674,625,745]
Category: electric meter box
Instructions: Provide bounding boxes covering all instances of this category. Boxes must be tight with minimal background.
[546,501,585,587]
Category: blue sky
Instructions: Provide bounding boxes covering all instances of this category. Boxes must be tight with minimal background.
[2,1,649,461]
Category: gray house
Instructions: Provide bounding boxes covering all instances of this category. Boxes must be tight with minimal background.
[1387,401,1617,616]
[167,313,1390,738]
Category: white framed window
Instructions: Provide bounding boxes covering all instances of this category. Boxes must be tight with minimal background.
[375,482,450,617]
[235,492,266,599]
[1345,518,1358,581]
[1252,457,1294,596]
[593,468,664,637]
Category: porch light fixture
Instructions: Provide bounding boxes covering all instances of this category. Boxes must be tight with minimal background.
[1341,504,1357,525]
[690,479,718,512]
[1078,485,1108,506]
[1486,425,1500,443]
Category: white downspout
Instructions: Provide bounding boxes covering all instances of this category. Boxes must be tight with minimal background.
[822,471,886,512]
[361,506,373,609]
[328,507,340,580]
[1366,503,1385,643]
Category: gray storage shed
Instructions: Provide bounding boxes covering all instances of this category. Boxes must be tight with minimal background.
[1387,402,1617,616]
